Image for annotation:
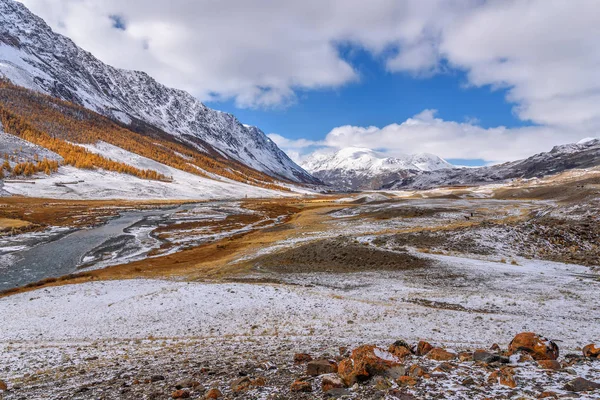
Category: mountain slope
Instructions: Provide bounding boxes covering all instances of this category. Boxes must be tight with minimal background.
[302,147,453,190]
[0,0,317,184]
[383,138,600,190]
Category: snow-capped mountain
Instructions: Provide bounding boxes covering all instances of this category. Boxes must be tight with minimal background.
[301,147,453,190]
[383,138,600,190]
[0,0,317,184]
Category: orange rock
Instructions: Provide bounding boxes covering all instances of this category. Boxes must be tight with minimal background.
[204,388,223,399]
[583,344,600,358]
[230,377,251,392]
[426,348,457,361]
[537,360,561,370]
[416,341,433,356]
[508,332,559,360]
[490,343,501,351]
[396,376,418,386]
[488,367,517,388]
[321,374,345,392]
[294,353,313,363]
[337,345,404,386]
[538,391,559,398]
[252,377,266,387]
[407,364,427,378]
[0,380,7,391]
[290,379,312,392]
[459,352,473,362]
[389,341,413,359]
[171,390,190,399]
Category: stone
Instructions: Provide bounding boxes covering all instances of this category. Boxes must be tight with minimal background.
[337,345,405,386]
[415,341,433,356]
[583,344,600,359]
[171,390,190,399]
[490,343,501,351]
[433,362,456,373]
[324,388,351,397]
[563,377,600,392]
[396,376,418,386]
[373,376,392,390]
[204,388,222,399]
[537,360,561,370]
[473,349,509,364]
[0,380,7,391]
[426,348,457,361]
[488,367,517,388]
[461,377,476,386]
[175,379,200,389]
[389,340,413,359]
[507,332,559,361]
[407,364,427,378]
[290,379,312,392]
[538,391,559,399]
[231,377,252,392]
[321,373,345,392]
[294,353,313,363]
[458,352,473,362]
[306,359,338,376]
[150,375,165,382]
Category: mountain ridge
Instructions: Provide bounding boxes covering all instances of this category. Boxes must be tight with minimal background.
[0,0,318,184]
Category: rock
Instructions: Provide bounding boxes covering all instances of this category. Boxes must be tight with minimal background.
[396,376,418,386]
[204,388,222,399]
[290,379,312,392]
[388,389,418,399]
[338,345,405,386]
[321,373,345,392]
[461,377,475,386]
[373,376,392,390]
[230,377,252,392]
[388,340,413,359]
[306,359,338,376]
[426,348,457,361]
[490,343,501,351]
[488,367,517,388]
[259,361,277,370]
[252,377,266,387]
[538,391,559,399]
[415,341,433,356]
[324,388,351,397]
[458,352,473,362]
[433,362,456,373]
[537,360,561,370]
[294,353,313,363]
[473,349,509,364]
[507,332,559,360]
[563,377,600,392]
[175,379,200,389]
[583,344,600,359]
[150,375,165,382]
[171,389,190,399]
[0,380,7,391]
[407,364,427,378]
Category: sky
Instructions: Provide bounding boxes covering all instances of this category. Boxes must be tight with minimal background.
[18,0,600,166]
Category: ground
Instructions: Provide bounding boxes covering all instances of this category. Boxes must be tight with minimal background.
[1,171,600,399]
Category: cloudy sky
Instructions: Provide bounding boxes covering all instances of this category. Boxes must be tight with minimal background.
[19,0,600,165]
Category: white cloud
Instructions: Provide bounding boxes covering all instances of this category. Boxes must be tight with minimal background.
[17,0,600,160]
[279,109,588,164]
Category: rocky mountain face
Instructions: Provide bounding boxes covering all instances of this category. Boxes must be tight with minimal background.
[301,147,453,190]
[0,0,318,184]
[383,138,600,190]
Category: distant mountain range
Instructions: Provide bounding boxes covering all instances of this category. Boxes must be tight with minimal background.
[301,147,452,190]
[0,0,317,185]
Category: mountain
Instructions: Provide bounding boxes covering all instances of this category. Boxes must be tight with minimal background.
[301,147,453,190]
[383,138,600,190]
[0,0,317,184]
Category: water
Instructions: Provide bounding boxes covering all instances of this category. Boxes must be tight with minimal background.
[0,205,189,291]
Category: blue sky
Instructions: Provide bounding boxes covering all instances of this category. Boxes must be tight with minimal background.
[207,48,529,166]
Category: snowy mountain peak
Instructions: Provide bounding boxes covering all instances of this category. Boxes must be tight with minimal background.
[0,0,317,184]
[301,147,452,190]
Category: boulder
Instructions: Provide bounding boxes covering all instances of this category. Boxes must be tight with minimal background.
[204,388,222,399]
[290,379,312,392]
[294,353,313,363]
[537,360,561,370]
[321,373,345,392]
[508,332,559,360]
[171,390,190,399]
[563,377,600,392]
[583,344,600,359]
[388,340,413,359]
[488,367,517,388]
[337,345,405,386]
[415,341,433,356]
[306,359,338,376]
[426,348,457,361]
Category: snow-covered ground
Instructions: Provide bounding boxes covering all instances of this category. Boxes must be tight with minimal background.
[0,141,313,200]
